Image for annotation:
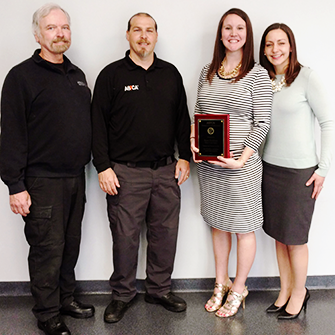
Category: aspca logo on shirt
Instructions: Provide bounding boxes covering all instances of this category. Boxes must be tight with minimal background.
[124,85,140,91]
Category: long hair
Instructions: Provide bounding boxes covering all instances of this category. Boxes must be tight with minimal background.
[207,8,254,83]
[259,23,301,86]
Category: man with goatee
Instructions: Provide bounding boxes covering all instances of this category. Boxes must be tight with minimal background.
[92,12,191,323]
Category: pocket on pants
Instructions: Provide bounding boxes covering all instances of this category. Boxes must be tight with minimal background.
[106,193,119,205]
[23,206,52,247]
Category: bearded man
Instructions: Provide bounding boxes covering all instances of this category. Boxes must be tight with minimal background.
[91,12,191,323]
[0,4,94,335]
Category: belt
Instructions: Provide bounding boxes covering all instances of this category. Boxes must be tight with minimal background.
[114,156,175,170]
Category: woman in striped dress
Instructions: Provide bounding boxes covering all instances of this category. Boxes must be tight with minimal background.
[190,8,272,317]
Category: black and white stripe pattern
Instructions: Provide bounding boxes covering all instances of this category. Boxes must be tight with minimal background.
[195,63,272,233]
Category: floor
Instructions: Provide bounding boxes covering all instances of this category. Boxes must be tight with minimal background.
[1,290,334,335]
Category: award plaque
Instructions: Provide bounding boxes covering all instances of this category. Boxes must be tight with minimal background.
[194,113,230,161]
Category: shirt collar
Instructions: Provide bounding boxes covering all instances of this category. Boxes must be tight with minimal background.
[124,50,162,71]
[32,49,76,73]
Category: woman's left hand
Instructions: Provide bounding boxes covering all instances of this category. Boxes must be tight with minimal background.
[208,154,245,169]
[306,172,325,199]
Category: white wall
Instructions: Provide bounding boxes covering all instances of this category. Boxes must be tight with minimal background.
[1,0,334,282]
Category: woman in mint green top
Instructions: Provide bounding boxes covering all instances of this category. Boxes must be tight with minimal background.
[260,23,334,320]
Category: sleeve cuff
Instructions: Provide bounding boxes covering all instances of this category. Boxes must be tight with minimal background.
[8,181,26,195]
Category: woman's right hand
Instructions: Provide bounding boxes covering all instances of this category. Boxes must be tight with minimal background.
[190,137,202,163]
[306,172,325,199]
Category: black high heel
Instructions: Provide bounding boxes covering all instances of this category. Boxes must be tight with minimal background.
[266,299,289,313]
[277,288,310,320]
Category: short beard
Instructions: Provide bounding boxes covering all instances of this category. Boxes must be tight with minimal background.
[51,44,70,54]
[136,48,150,59]
[51,38,70,54]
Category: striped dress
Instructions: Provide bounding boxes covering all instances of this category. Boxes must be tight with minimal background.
[194,63,272,233]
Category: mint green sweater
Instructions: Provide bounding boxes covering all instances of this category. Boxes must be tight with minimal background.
[263,67,334,177]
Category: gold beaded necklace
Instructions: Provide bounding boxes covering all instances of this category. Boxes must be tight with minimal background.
[271,76,286,93]
[218,60,242,79]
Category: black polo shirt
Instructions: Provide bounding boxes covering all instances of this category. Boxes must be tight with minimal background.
[91,51,191,173]
[0,50,91,194]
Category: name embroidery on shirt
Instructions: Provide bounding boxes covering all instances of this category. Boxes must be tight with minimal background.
[124,85,139,91]
[77,81,87,87]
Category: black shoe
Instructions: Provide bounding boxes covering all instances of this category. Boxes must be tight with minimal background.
[60,300,95,319]
[278,288,310,320]
[144,292,187,312]
[37,315,71,335]
[266,300,289,313]
[104,299,133,323]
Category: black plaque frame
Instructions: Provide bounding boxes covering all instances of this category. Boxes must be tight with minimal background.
[194,113,230,161]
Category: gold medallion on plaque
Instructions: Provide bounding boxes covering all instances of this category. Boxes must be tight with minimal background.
[207,127,215,135]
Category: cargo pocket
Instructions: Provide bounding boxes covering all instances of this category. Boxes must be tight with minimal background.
[23,206,52,247]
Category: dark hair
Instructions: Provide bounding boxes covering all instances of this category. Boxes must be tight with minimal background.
[259,23,301,86]
[127,12,157,32]
[207,8,254,83]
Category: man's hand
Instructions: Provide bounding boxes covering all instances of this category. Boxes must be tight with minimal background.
[10,191,31,216]
[175,159,190,185]
[98,168,120,195]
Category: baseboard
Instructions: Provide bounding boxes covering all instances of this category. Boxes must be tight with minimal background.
[1,276,335,297]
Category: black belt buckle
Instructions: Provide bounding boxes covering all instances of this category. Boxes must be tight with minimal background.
[151,160,159,170]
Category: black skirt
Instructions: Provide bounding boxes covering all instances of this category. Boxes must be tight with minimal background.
[262,161,317,245]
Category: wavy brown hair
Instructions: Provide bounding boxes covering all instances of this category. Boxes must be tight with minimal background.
[207,8,254,83]
[259,23,301,86]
